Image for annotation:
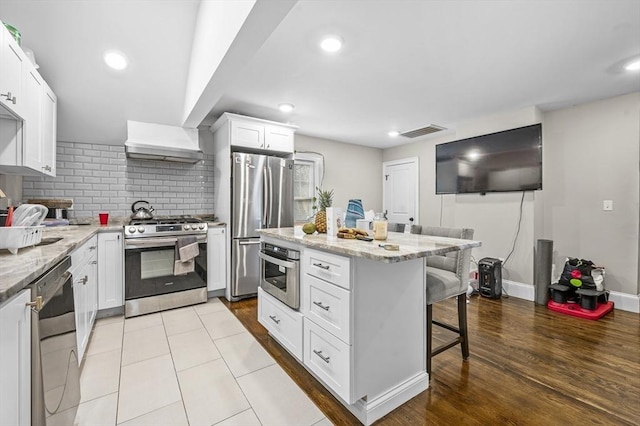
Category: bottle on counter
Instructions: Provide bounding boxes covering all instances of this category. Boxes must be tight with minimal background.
[372,212,388,240]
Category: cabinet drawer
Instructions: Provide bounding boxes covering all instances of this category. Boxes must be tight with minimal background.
[303,248,350,290]
[303,317,353,404]
[302,274,351,344]
[70,235,97,273]
[258,288,303,361]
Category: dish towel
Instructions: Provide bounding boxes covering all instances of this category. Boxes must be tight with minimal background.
[174,236,199,275]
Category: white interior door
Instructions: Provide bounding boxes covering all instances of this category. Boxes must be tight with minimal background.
[383,158,419,226]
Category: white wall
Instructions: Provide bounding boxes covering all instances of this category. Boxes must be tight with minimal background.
[295,134,383,215]
[383,96,640,296]
[182,0,256,124]
[539,92,639,295]
[383,107,541,284]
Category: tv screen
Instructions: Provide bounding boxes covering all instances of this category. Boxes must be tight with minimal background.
[435,124,542,194]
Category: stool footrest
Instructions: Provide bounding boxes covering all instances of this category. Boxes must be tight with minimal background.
[433,320,460,334]
[432,337,463,357]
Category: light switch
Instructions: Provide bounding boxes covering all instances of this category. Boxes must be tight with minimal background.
[603,200,613,211]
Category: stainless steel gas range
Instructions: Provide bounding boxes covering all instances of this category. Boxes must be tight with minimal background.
[124,216,209,317]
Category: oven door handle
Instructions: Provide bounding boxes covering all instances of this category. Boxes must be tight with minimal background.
[125,235,207,249]
[258,251,296,269]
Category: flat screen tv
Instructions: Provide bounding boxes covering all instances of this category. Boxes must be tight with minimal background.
[435,124,542,194]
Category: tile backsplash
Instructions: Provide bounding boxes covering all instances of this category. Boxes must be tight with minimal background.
[23,141,215,218]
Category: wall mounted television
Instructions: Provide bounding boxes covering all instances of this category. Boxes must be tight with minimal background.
[435,123,542,194]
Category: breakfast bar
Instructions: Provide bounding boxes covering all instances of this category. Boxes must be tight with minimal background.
[257,228,481,425]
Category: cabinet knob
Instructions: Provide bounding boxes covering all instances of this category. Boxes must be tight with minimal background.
[1,92,16,104]
[26,295,43,312]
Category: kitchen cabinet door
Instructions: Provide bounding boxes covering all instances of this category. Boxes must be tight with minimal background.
[0,289,31,426]
[98,232,124,309]
[23,66,44,172]
[71,236,98,362]
[265,125,294,153]
[40,82,57,176]
[230,119,265,149]
[0,23,26,118]
[207,227,226,291]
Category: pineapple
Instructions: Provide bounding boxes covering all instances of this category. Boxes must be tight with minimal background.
[314,187,334,233]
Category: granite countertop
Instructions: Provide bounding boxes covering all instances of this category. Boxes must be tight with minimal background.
[258,228,481,263]
[0,219,227,304]
[0,224,119,303]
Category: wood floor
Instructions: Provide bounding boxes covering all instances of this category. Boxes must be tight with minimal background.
[223,295,640,425]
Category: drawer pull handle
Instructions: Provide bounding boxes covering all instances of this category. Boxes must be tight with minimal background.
[313,349,330,363]
[269,315,280,324]
[313,263,330,270]
[313,301,330,311]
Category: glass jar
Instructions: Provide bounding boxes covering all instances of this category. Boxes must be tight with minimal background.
[372,212,388,240]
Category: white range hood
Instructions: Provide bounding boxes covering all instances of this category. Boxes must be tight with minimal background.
[125,120,203,163]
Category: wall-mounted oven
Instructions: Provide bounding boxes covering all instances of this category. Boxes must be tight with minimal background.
[259,242,300,310]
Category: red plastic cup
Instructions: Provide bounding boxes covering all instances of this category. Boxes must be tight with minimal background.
[99,213,109,225]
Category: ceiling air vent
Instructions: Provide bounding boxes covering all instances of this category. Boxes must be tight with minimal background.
[400,124,446,138]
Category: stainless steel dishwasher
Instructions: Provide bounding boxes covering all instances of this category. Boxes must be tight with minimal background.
[28,256,81,425]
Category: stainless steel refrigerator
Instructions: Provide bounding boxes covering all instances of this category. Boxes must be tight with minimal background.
[231,152,293,299]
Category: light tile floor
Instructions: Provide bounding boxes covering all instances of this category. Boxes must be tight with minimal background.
[72,298,332,426]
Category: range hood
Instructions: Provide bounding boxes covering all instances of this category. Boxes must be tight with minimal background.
[125,120,203,163]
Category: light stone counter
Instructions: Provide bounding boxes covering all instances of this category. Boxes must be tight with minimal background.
[258,227,481,262]
[1,219,227,303]
[0,224,122,303]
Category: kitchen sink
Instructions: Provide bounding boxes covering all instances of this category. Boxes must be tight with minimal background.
[36,237,64,246]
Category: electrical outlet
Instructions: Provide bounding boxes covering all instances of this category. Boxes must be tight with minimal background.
[603,200,613,211]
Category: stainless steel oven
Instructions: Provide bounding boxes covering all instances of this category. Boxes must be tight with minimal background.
[124,217,208,317]
[259,242,300,310]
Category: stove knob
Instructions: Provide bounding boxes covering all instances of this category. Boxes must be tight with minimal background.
[183,224,191,230]
[137,226,145,233]
[199,224,205,230]
[128,227,136,233]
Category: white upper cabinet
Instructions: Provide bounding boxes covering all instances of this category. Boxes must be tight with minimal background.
[211,112,297,154]
[0,21,57,177]
[0,25,26,118]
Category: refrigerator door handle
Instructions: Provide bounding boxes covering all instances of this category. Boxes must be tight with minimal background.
[238,240,261,246]
[263,166,269,228]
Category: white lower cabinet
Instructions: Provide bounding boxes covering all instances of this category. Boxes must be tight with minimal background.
[0,289,31,426]
[207,227,226,291]
[258,287,303,361]
[303,317,352,403]
[97,232,124,310]
[302,273,351,343]
[71,235,98,362]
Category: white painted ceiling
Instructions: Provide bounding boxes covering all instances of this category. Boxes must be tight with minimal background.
[1,0,639,149]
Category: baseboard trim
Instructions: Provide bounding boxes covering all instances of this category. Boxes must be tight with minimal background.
[502,280,534,301]
[608,291,640,313]
[501,280,640,314]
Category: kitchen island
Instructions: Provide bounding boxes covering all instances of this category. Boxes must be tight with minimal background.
[257,228,481,425]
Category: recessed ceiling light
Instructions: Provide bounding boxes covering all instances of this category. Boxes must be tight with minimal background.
[388,131,399,137]
[624,58,640,71]
[278,103,294,113]
[104,50,128,70]
[320,36,343,53]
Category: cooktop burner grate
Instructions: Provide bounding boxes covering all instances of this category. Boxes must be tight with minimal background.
[128,216,203,226]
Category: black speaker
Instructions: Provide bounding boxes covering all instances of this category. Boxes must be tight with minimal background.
[479,257,502,299]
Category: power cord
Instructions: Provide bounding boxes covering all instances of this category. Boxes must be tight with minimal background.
[503,191,525,267]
